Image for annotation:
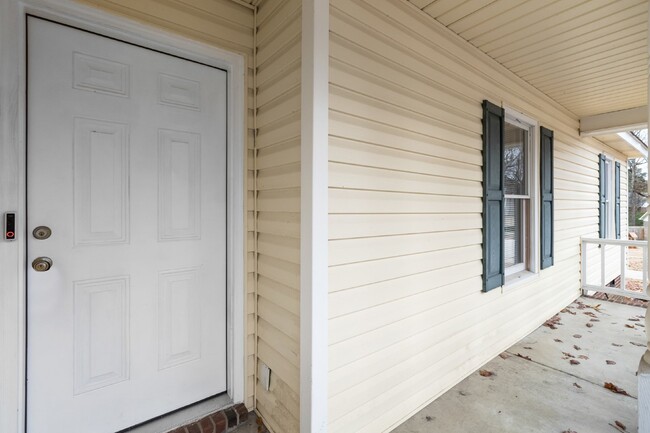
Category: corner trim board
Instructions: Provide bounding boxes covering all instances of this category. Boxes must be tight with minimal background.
[300,0,329,431]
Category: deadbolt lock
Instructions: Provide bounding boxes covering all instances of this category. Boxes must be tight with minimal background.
[32,257,53,272]
[33,226,52,240]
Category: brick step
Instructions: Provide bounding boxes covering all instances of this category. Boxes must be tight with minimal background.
[167,403,269,433]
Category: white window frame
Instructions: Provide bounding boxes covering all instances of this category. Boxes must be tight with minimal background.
[504,108,540,283]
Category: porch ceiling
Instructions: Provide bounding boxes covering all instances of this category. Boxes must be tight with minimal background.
[408,0,648,119]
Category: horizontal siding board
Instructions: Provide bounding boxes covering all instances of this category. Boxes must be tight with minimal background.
[330,112,482,165]
[256,139,301,169]
[329,163,482,197]
[329,229,482,266]
[257,162,301,190]
[329,260,483,318]
[258,233,300,264]
[330,244,483,292]
[257,212,301,238]
[329,189,482,214]
[258,276,300,316]
[330,138,482,181]
[329,213,482,239]
[330,86,481,150]
[331,34,481,117]
[331,59,480,133]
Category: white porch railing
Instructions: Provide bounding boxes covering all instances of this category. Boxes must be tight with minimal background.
[581,237,649,301]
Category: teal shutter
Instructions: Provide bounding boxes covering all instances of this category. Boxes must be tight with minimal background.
[540,127,554,270]
[599,154,606,238]
[482,100,505,292]
[615,161,621,239]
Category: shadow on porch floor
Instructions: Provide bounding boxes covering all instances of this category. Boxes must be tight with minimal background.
[392,296,647,433]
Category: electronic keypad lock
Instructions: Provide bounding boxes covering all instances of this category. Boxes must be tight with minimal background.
[4,212,16,241]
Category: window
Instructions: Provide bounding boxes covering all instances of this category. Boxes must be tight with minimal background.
[602,157,612,238]
[503,118,533,275]
[482,100,554,292]
[599,154,621,239]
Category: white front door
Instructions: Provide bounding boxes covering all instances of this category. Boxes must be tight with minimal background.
[27,17,228,433]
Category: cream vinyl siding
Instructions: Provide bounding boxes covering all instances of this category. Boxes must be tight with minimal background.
[254,0,301,432]
[74,0,258,409]
[327,1,629,432]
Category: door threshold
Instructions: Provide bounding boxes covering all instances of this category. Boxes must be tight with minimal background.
[123,394,232,433]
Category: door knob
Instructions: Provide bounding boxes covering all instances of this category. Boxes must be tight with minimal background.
[32,257,53,272]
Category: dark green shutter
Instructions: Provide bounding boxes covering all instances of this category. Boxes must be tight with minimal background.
[540,127,554,270]
[599,154,606,238]
[615,161,621,239]
[482,100,504,292]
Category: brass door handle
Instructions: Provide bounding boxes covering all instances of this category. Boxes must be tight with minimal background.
[32,257,53,272]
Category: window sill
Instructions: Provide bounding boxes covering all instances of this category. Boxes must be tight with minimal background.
[504,270,538,289]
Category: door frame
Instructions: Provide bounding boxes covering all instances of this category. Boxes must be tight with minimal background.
[0,1,247,432]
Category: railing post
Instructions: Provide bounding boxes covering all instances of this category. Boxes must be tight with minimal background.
[581,239,586,295]
[621,244,626,294]
[601,241,606,289]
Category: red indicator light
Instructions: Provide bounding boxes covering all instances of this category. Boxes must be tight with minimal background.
[6,231,14,238]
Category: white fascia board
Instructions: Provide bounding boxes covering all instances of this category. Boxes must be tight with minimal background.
[300,0,329,432]
[580,105,648,137]
[617,132,648,158]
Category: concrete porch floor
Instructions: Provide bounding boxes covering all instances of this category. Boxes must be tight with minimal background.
[392,297,647,433]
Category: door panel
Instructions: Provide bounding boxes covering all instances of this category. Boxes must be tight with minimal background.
[27,17,228,433]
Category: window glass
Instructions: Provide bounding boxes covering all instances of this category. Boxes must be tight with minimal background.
[504,198,524,268]
[504,125,528,195]
[504,121,530,273]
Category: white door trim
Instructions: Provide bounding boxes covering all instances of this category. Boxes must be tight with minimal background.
[0,2,247,432]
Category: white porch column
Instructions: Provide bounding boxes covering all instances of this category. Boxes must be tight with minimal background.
[300,0,329,432]
[640,8,650,430]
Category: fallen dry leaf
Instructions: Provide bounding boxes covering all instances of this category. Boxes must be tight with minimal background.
[578,355,589,360]
[630,342,645,347]
[615,420,626,430]
[479,369,493,377]
[573,334,582,339]
[516,353,532,361]
[573,345,581,351]
[562,352,575,359]
[561,308,577,315]
[586,323,593,328]
[628,318,640,322]
[604,382,629,396]
[544,315,562,329]
[523,346,533,350]
[554,339,563,343]
[612,343,623,347]
[625,324,635,329]
[570,359,580,365]
[606,360,616,365]
[562,430,577,433]
[584,311,597,318]
[499,353,510,359]
[572,382,582,389]
[590,318,600,322]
